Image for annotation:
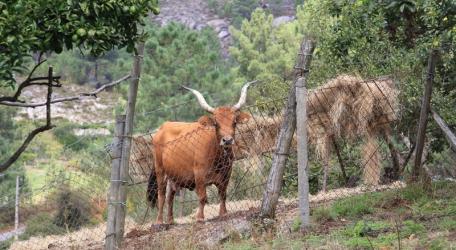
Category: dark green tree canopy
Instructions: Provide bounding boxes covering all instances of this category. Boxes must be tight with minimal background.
[0,0,159,87]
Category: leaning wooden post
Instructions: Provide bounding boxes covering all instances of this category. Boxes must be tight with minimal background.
[105,115,126,250]
[260,39,315,218]
[431,109,456,153]
[115,42,145,247]
[295,40,315,230]
[412,49,438,183]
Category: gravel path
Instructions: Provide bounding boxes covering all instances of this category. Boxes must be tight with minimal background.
[0,226,25,242]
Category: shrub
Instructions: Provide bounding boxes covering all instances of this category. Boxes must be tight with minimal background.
[52,186,92,230]
[0,238,13,250]
[53,122,88,151]
[20,213,63,240]
[312,207,336,223]
[332,194,377,218]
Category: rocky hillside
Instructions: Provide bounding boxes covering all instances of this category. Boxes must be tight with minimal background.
[151,0,232,56]
[151,0,297,57]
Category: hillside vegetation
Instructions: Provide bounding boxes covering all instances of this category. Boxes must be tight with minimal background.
[1,0,455,249]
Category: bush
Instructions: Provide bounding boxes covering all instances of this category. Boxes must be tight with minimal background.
[332,194,377,218]
[53,122,88,151]
[312,207,336,223]
[52,186,92,230]
[0,238,13,250]
[20,213,63,240]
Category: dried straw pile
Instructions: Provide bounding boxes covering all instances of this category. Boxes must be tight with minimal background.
[307,74,398,185]
[129,135,154,183]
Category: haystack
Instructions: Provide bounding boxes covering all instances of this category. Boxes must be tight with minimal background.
[307,74,398,186]
[129,135,154,183]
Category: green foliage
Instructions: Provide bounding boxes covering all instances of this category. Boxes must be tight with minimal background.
[291,217,301,232]
[20,213,63,240]
[332,194,377,218]
[438,219,456,231]
[206,0,260,28]
[34,49,131,85]
[0,0,159,87]
[0,107,30,224]
[130,22,237,132]
[312,207,336,223]
[230,1,455,181]
[53,122,87,151]
[0,238,13,250]
[401,220,426,237]
[52,186,91,230]
[230,9,302,101]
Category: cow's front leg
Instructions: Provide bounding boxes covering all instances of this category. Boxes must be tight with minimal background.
[194,172,207,222]
[155,171,166,224]
[216,181,228,217]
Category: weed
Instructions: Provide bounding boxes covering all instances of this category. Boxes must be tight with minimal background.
[303,234,326,247]
[0,238,13,250]
[223,240,257,250]
[428,238,450,250]
[291,217,301,232]
[438,218,456,231]
[401,220,426,237]
[401,184,429,202]
[19,213,63,240]
[312,207,336,223]
[332,194,376,218]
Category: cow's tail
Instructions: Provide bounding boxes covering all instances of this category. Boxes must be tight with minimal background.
[147,171,158,208]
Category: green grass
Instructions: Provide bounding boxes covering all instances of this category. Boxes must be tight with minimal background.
[25,166,47,191]
[312,207,337,223]
[438,219,456,231]
[222,181,456,250]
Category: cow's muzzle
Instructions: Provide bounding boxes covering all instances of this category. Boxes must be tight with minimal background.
[220,136,234,146]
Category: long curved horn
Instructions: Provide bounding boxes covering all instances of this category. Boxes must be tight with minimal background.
[182,86,215,113]
[232,80,257,110]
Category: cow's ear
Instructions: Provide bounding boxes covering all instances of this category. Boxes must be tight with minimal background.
[236,112,251,124]
[198,115,215,126]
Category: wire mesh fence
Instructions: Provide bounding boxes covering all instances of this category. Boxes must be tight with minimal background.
[113,73,408,248]
[1,43,454,250]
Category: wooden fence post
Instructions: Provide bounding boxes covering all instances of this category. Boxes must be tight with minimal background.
[260,39,315,218]
[105,115,126,250]
[295,40,315,230]
[412,49,438,183]
[14,175,20,240]
[115,42,145,247]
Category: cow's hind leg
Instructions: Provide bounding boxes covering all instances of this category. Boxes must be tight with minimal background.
[155,170,166,224]
[166,181,177,224]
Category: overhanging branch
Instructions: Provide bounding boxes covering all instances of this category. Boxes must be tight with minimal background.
[0,60,62,102]
[0,74,131,108]
[0,67,55,173]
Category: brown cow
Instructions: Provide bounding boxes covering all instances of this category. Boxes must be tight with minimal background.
[147,82,253,224]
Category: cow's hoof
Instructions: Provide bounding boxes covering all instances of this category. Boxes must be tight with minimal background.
[196,217,205,223]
